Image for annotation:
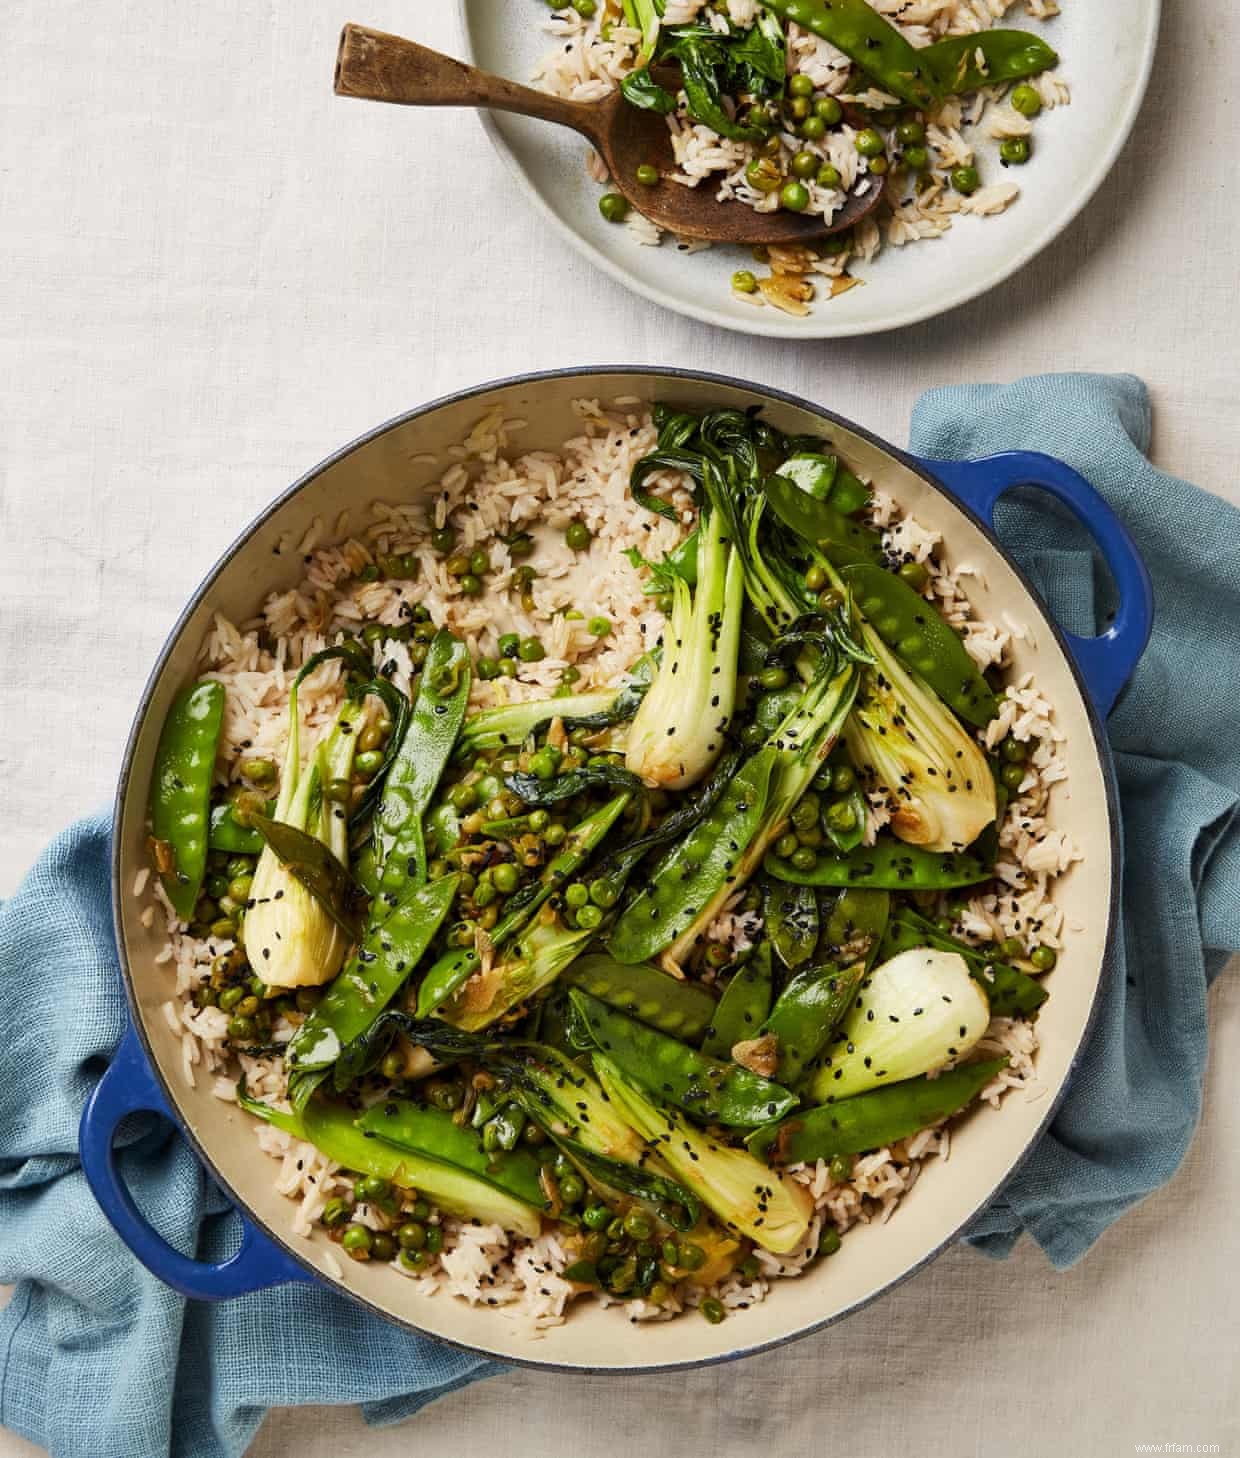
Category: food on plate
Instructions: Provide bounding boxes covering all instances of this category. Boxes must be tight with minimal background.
[533,0,1067,315]
[144,397,1075,1327]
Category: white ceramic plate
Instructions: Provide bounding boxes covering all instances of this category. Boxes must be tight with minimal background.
[456,1,1160,338]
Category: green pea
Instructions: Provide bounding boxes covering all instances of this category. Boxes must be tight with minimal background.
[788,72,814,98]
[1001,762,1025,790]
[903,144,928,171]
[583,1203,611,1231]
[589,878,618,909]
[775,832,799,860]
[790,149,819,180]
[855,128,884,158]
[430,527,454,554]
[810,164,839,193]
[544,822,567,847]
[226,1014,255,1041]
[896,119,925,145]
[529,749,559,781]
[357,1174,391,1202]
[566,521,592,551]
[790,846,818,872]
[565,883,589,909]
[1031,945,1058,972]
[815,96,843,124]
[380,1049,406,1082]
[576,904,603,930]
[355,749,384,778]
[780,180,810,212]
[210,917,236,940]
[732,269,758,294]
[623,1209,654,1240]
[528,808,550,833]
[559,1173,585,1206]
[635,163,659,186]
[1001,737,1029,763]
[492,862,520,894]
[398,1220,427,1250]
[425,1225,444,1254]
[572,0,596,15]
[476,656,500,681]
[868,156,889,175]
[700,1297,726,1324]
[745,156,783,194]
[518,637,545,662]
[1011,83,1042,117]
[369,1232,396,1262]
[791,795,819,831]
[587,616,611,638]
[446,553,470,578]
[999,137,1030,165]
[828,1152,853,1184]
[800,114,827,142]
[818,1226,842,1257]
[236,994,260,1018]
[241,757,277,785]
[599,192,629,222]
[218,985,244,1013]
[458,573,482,597]
[341,1224,373,1258]
[951,164,980,195]
[469,548,490,576]
[817,587,844,612]
[759,666,790,691]
[398,1248,428,1272]
[497,660,517,679]
[449,782,478,812]
[678,1242,706,1271]
[830,763,856,794]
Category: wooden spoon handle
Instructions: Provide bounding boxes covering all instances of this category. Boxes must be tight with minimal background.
[335,24,602,142]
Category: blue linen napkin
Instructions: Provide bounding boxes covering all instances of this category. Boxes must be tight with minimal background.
[1,373,1237,1458]
[0,813,500,1457]
[909,372,1240,1265]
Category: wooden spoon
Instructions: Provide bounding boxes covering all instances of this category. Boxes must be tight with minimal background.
[334,24,883,246]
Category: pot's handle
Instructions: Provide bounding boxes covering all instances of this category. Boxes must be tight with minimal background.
[79,1026,314,1300]
[921,451,1154,716]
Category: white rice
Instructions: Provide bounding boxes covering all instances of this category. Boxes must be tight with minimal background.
[533,0,1067,314]
[140,399,1073,1328]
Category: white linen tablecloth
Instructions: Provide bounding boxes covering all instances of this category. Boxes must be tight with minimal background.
[2,1,1237,1453]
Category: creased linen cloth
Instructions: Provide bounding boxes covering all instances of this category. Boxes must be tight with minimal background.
[0,372,1236,1457]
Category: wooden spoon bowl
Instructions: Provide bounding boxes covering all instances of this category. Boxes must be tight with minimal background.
[334,24,884,247]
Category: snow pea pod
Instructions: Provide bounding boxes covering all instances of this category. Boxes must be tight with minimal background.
[841,563,998,727]
[748,1057,1008,1162]
[286,873,460,1073]
[609,747,777,965]
[921,30,1057,96]
[562,953,718,1043]
[569,989,797,1128]
[765,838,991,890]
[762,0,940,110]
[236,1080,543,1236]
[354,1099,550,1210]
[207,798,271,855]
[372,630,471,902]
[821,887,890,963]
[765,473,883,569]
[879,912,1047,1017]
[417,792,631,1015]
[763,879,819,971]
[149,680,226,919]
[701,943,774,1059]
[759,960,866,1086]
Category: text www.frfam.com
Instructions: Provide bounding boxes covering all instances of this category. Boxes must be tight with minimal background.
[1134,1445,1222,1454]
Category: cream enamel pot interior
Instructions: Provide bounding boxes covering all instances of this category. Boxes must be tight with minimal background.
[83,367,1152,1372]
